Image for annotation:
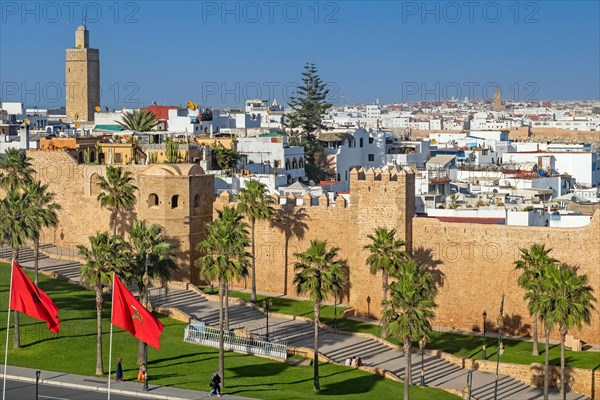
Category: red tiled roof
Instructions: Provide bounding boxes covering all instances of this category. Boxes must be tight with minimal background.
[142,105,177,121]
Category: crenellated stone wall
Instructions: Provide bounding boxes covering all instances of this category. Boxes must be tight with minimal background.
[213,166,415,314]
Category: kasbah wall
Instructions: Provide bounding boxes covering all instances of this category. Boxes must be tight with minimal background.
[217,166,600,344]
[412,212,600,344]
[215,167,415,320]
[21,149,599,344]
[26,149,214,282]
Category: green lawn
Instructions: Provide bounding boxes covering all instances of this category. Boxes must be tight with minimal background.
[0,264,459,399]
[217,287,600,370]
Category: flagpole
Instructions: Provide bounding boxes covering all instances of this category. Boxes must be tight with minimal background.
[2,260,15,400]
[107,273,115,400]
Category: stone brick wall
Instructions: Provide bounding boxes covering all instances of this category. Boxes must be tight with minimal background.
[214,166,415,314]
[412,212,600,344]
[27,150,213,282]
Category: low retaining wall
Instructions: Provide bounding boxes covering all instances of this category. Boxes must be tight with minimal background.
[458,359,599,400]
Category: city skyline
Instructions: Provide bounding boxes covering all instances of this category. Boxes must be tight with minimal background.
[1,1,599,109]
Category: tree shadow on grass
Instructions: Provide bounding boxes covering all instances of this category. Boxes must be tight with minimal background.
[228,361,290,378]
[149,351,216,368]
[320,373,384,396]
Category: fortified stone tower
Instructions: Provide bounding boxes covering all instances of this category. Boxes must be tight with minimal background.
[136,164,215,283]
[66,25,100,122]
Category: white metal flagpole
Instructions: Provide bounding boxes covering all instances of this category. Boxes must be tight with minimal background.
[107,273,115,400]
[2,260,15,400]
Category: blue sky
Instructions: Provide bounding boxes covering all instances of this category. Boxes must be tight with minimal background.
[1,1,599,109]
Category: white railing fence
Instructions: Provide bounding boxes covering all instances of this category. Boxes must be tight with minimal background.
[184,322,287,360]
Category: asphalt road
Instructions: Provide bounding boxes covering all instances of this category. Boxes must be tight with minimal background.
[0,378,143,400]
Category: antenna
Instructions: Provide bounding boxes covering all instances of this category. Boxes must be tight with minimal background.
[81,14,87,28]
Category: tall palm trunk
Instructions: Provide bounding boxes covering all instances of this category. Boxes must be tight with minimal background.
[559,326,567,400]
[34,233,40,286]
[12,248,20,349]
[225,283,230,331]
[544,324,550,400]
[532,313,539,356]
[313,301,321,392]
[404,336,412,400]
[218,279,225,388]
[112,210,118,236]
[250,220,256,302]
[95,285,104,375]
[381,271,388,338]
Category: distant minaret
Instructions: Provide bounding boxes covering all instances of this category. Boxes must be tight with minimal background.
[493,86,502,111]
[66,24,100,122]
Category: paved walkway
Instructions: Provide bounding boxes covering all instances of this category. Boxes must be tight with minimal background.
[1,365,253,400]
[1,245,591,400]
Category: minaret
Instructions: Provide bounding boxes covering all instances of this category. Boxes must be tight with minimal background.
[493,86,502,111]
[66,24,100,122]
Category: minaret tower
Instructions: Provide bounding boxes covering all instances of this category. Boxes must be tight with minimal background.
[66,24,100,122]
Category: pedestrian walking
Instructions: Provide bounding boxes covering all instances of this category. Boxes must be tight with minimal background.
[115,357,124,381]
[209,372,222,397]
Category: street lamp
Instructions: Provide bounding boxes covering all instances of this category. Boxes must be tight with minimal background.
[263,298,272,340]
[419,337,427,387]
[36,370,41,400]
[333,292,337,329]
[482,310,487,360]
[493,295,505,400]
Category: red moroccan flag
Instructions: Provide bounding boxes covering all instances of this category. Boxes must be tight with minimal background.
[111,275,163,350]
[10,260,60,333]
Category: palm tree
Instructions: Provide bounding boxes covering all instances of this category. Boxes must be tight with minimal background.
[117,110,159,132]
[364,227,406,338]
[294,240,346,392]
[0,148,36,350]
[0,187,38,348]
[525,262,558,400]
[96,166,138,236]
[546,265,596,400]
[25,181,61,286]
[129,219,176,365]
[383,259,437,400]
[197,206,250,388]
[514,244,557,356]
[78,232,132,375]
[236,180,274,302]
[0,147,34,189]
[270,203,310,295]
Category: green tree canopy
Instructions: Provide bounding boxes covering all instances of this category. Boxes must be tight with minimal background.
[117,110,159,132]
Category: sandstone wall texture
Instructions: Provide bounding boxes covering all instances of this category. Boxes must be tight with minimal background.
[21,150,599,344]
[215,167,415,314]
[28,150,213,282]
[412,212,600,344]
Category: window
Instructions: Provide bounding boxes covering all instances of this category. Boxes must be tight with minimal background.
[114,153,122,163]
[171,195,179,209]
[193,194,201,208]
[368,154,374,162]
[360,138,363,147]
[369,137,374,144]
[148,194,159,208]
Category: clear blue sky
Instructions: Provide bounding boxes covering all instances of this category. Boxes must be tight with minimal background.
[1,1,599,109]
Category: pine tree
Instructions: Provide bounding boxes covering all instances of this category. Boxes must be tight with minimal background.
[286,63,332,182]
